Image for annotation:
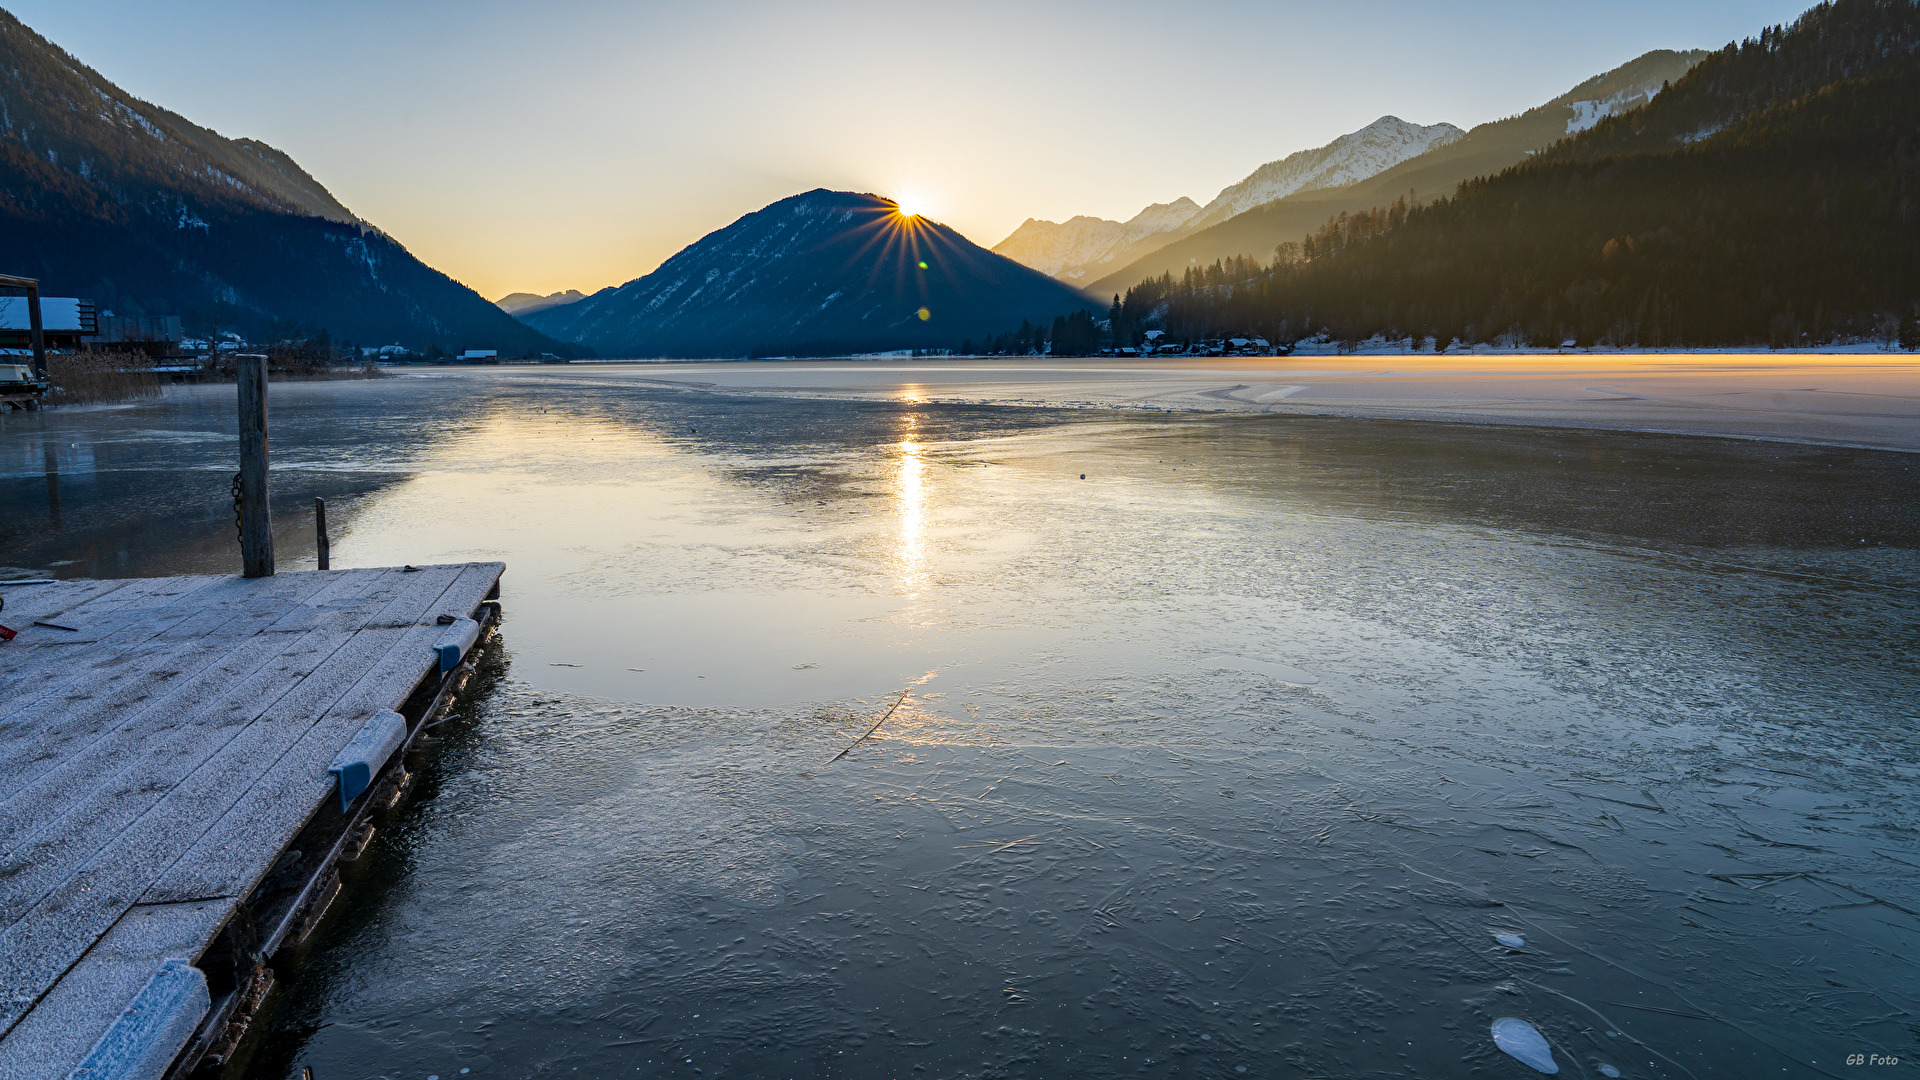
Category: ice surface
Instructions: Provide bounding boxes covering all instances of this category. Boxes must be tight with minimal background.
[1495,932,1526,949]
[2,372,1915,1080]
[1491,1018,1559,1073]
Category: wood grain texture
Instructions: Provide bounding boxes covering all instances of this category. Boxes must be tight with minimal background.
[0,563,504,1046]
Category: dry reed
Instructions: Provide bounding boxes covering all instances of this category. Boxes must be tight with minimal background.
[46,350,161,405]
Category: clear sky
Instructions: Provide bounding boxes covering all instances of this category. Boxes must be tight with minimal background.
[8,0,1814,301]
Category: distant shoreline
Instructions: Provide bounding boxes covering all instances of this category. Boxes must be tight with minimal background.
[469,353,1920,453]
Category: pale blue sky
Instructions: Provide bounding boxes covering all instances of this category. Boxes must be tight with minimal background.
[8,0,1813,298]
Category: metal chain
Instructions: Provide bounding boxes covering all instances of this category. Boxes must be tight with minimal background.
[230,471,245,545]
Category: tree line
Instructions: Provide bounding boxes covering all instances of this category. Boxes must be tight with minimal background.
[972,0,1920,354]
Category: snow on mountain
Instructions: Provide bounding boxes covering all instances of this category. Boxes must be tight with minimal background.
[992,198,1202,283]
[995,117,1459,285]
[1555,53,1708,133]
[1188,116,1464,229]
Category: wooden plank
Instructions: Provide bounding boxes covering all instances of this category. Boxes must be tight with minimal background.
[144,562,502,905]
[0,574,226,652]
[150,570,342,642]
[0,566,491,1033]
[0,900,233,1080]
[0,573,326,728]
[0,577,228,705]
[0,580,132,634]
[0,627,361,928]
[0,569,400,787]
[257,568,403,634]
[0,572,369,771]
[0,639,234,797]
[0,572,425,895]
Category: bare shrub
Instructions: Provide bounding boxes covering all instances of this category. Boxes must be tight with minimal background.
[46,350,160,405]
[256,338,387,380]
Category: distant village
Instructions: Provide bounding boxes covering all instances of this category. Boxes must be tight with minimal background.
[0,289,562,408]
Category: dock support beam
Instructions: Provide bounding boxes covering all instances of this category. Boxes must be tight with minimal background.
[237,355,273,578]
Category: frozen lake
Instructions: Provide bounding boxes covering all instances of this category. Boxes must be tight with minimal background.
[2,366,1916,1079]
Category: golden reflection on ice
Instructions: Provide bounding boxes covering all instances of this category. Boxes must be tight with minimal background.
[894,420,927,592]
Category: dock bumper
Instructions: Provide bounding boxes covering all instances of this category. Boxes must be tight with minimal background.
[69,961,209,1080]
[433,617,481,674]
[327,710,407,811]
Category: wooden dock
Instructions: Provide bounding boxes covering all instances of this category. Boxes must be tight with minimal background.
[0,563,503,1079]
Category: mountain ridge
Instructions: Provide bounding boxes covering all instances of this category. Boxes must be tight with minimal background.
[524,189,1097,357]
[0,9,571,353]
[994,116,1460,285]
[1085,48,1710,296]
[497,289,587,317]
[1103,0,1920,349]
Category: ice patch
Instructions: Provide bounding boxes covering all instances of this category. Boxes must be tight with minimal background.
[1254,385,1310,402]
[1599,1065,1621,1078]
[1495,932,1526,949]
[1491,1017,1559,1074]
[1199,655,1318,685]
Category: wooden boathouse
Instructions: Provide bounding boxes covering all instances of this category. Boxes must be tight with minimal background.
[0,356,504,1078]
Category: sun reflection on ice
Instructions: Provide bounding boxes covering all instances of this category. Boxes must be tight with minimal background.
[894,419,928,593]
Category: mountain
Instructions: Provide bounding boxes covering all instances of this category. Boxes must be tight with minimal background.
[993,117,1459,285]
[1105,0,1920,349]
[1086,49,1709,296]
[1184,116,1464,231]
[0,10,574,354]
[523,189,1098,358]
[497,289,587,317]
[992,198,1201,283]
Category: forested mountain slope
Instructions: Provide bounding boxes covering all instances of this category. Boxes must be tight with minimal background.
[0,10,570,353]
[1106,0,1920,350]
[1087,50,1708,296]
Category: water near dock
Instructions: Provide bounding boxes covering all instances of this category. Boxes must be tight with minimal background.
[1,366,1916,1078]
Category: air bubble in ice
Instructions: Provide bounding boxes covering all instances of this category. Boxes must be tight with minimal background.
[1598,1065,1621,1078]
[1491,1017,1559,1074]
[1495,932,1526,949]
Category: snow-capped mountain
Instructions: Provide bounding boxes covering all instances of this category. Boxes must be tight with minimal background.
[992,199,1202,284]
[1186,116,1463,229]
[994,117,1459,284]
[522,189,1094,358]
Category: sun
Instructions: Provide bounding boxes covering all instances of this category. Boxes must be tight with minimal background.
[894,195,924,219]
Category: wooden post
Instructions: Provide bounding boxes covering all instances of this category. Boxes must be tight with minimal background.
[237,355,273,578]
[26,283,45,382]
[315,497,330,571]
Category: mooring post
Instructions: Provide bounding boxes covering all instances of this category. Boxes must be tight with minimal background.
[237,355,274,578]
[315,497,330,571]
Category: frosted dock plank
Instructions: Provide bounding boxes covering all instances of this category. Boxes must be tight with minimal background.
[0,563,503,1067]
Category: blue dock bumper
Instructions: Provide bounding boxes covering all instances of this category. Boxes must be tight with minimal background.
[69,960,210,1080]
[434,616,481,674]
[327,709,408,811]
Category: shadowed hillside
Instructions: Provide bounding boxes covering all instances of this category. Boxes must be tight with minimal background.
[0,10,574,354]
[525,189,1097,358]
[1102,0,1920,350]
